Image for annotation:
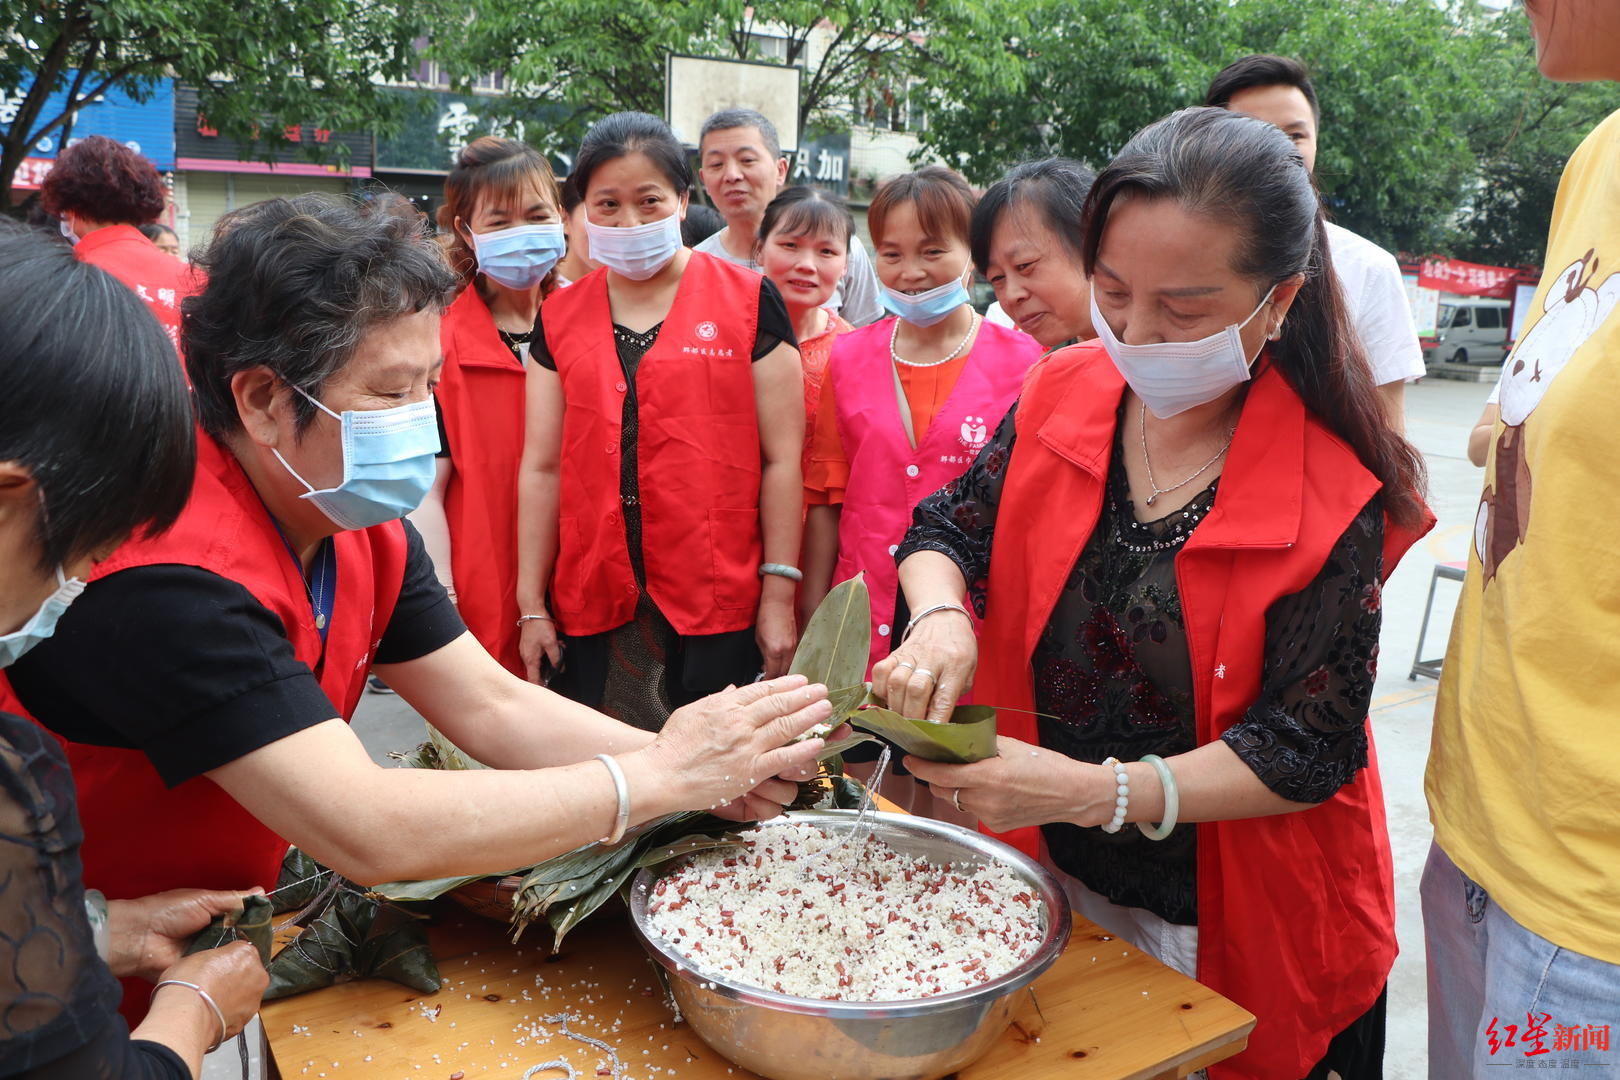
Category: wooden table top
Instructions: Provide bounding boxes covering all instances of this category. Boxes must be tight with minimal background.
[262,896,1254,1080]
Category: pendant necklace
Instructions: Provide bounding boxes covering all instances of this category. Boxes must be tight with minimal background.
[1138,399,1235,508]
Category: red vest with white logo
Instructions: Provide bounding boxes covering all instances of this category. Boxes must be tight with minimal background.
[830,318,1039,668]
[438,285,526,674]
[541,254,764,636]
[74,224,196,359]
[0,435,407,1021]
[977,344,1433,1080]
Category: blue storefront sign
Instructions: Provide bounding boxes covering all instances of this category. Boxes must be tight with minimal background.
[1,77,176,170]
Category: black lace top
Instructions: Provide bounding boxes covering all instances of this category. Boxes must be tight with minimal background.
[897,402,1385,926]
[0,710,188,1079]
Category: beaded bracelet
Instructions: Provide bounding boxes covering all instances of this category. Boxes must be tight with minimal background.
[1100,757,1130,833]
[1137,754,1180,841]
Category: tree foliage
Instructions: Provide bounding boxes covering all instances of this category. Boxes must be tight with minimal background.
[0,0,445,196]
[918,0,1619,263]
[434,0,1016,161]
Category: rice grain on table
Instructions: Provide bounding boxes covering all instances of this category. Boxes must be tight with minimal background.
[644,822,1043,1001]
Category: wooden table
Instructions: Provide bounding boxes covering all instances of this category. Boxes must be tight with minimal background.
[261,900,1254,1080]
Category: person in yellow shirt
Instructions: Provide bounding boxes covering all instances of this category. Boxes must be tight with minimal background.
[1423,3,1620,1076]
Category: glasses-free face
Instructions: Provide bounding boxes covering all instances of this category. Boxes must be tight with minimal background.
[983,202,1093,347]
[872,201,972,296]
[1091,196,1290,353]
[456,180,559,240]
[758,226,848,312]
[584,152,688,229]
[1224,83,1319,174]
[699,127,789,225]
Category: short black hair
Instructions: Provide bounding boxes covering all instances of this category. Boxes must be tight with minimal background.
[1205,54,1320,123]
[183,195,456,441]
[569,112,692,202]
[0,221,195,570]
[681,203,725,247]
[756,186,854,254]
[138,222,178,242]
[699,108,782,160]
[969,158,1096,275]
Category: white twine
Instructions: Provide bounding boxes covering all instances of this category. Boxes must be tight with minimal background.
[522,1012,624,1080]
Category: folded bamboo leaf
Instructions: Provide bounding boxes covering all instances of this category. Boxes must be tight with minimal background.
[546,867,635,952]
[818,732,878,758]
[356,900,441,995]
[272,849,335,914]
[851,704,998,764]
[791,574,871,734]
[185,893,274,966]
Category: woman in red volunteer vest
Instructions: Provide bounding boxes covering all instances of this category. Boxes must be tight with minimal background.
[971,157,1098,352]
[40,135,195,358]
[801,167,1040,668]
[754,186,858,485]
[516,112,806,727]
[408,138,567,676]
[0,227,266,1078]
[2,194,837,1025]
[876,110,1433,1080]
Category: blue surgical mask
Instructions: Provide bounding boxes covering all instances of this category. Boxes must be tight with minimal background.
[586,213,683,281]
[0,567,85,667]
[881,263,972,327]
[272,387,440,531]
[472,223,567,289]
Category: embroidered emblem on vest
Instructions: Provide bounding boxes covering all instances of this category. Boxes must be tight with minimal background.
[695,320,719,341]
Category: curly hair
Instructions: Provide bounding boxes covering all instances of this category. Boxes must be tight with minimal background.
[40,135,166,226]
[183,194,456,441]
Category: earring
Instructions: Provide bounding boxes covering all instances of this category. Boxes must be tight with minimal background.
[1267,323,1283,341]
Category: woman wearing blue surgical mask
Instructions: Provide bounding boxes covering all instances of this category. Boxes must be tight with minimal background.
[517,111,808,727]
[875,109,1433,1080]
[408,138,568,676]
[801,167,1040,677]
[2,195,838,1033]
[0,222,269,1079]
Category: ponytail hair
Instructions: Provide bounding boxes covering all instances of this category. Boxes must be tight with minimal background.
[1081,107,1427,530]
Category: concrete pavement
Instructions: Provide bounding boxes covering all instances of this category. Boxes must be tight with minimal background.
[209,376,1493,1079]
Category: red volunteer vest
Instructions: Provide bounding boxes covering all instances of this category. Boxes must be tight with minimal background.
[0,435,407,1022]
[74,224,195,358]
[541,254,763,637]
[438,285,526,674]
[977,345,1432,1080]
[830,318,1039,668]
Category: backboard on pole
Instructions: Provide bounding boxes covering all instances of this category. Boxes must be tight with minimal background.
[665,53,803,154]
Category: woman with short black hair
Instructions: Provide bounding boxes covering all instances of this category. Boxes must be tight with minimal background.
[517,112,807,724]
[970,158,1097,350]
[0,222,267,1079]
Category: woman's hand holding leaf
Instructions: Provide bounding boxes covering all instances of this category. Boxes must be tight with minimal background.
[903,736,1109,832]
[870,608,978,723]
[637,674,833,820]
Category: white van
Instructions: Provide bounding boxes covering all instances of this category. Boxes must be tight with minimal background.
[1425,298,1512,365]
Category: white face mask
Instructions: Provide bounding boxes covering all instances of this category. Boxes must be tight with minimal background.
[586,212,683,281]
[1089,286,1277,419]
[59,218,79,246]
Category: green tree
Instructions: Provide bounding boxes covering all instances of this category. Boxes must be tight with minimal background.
[437,0,1015,160]
[1449,7,1620,266]
[919,0,1516,255]
[0,0,443,197]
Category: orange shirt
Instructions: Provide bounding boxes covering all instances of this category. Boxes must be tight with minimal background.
[804,344,971,506]
[797,311,855,473]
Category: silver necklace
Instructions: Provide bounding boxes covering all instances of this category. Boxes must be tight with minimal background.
[1138,399,1235,508]
[890,312,980,367]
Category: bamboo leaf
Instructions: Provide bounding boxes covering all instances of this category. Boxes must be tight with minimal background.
[791,574,872,712]
[818,732,878,759]
[425,723,488,770]
[851,704,998,764]
[633,833,746,870]
[368,874,501,903]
